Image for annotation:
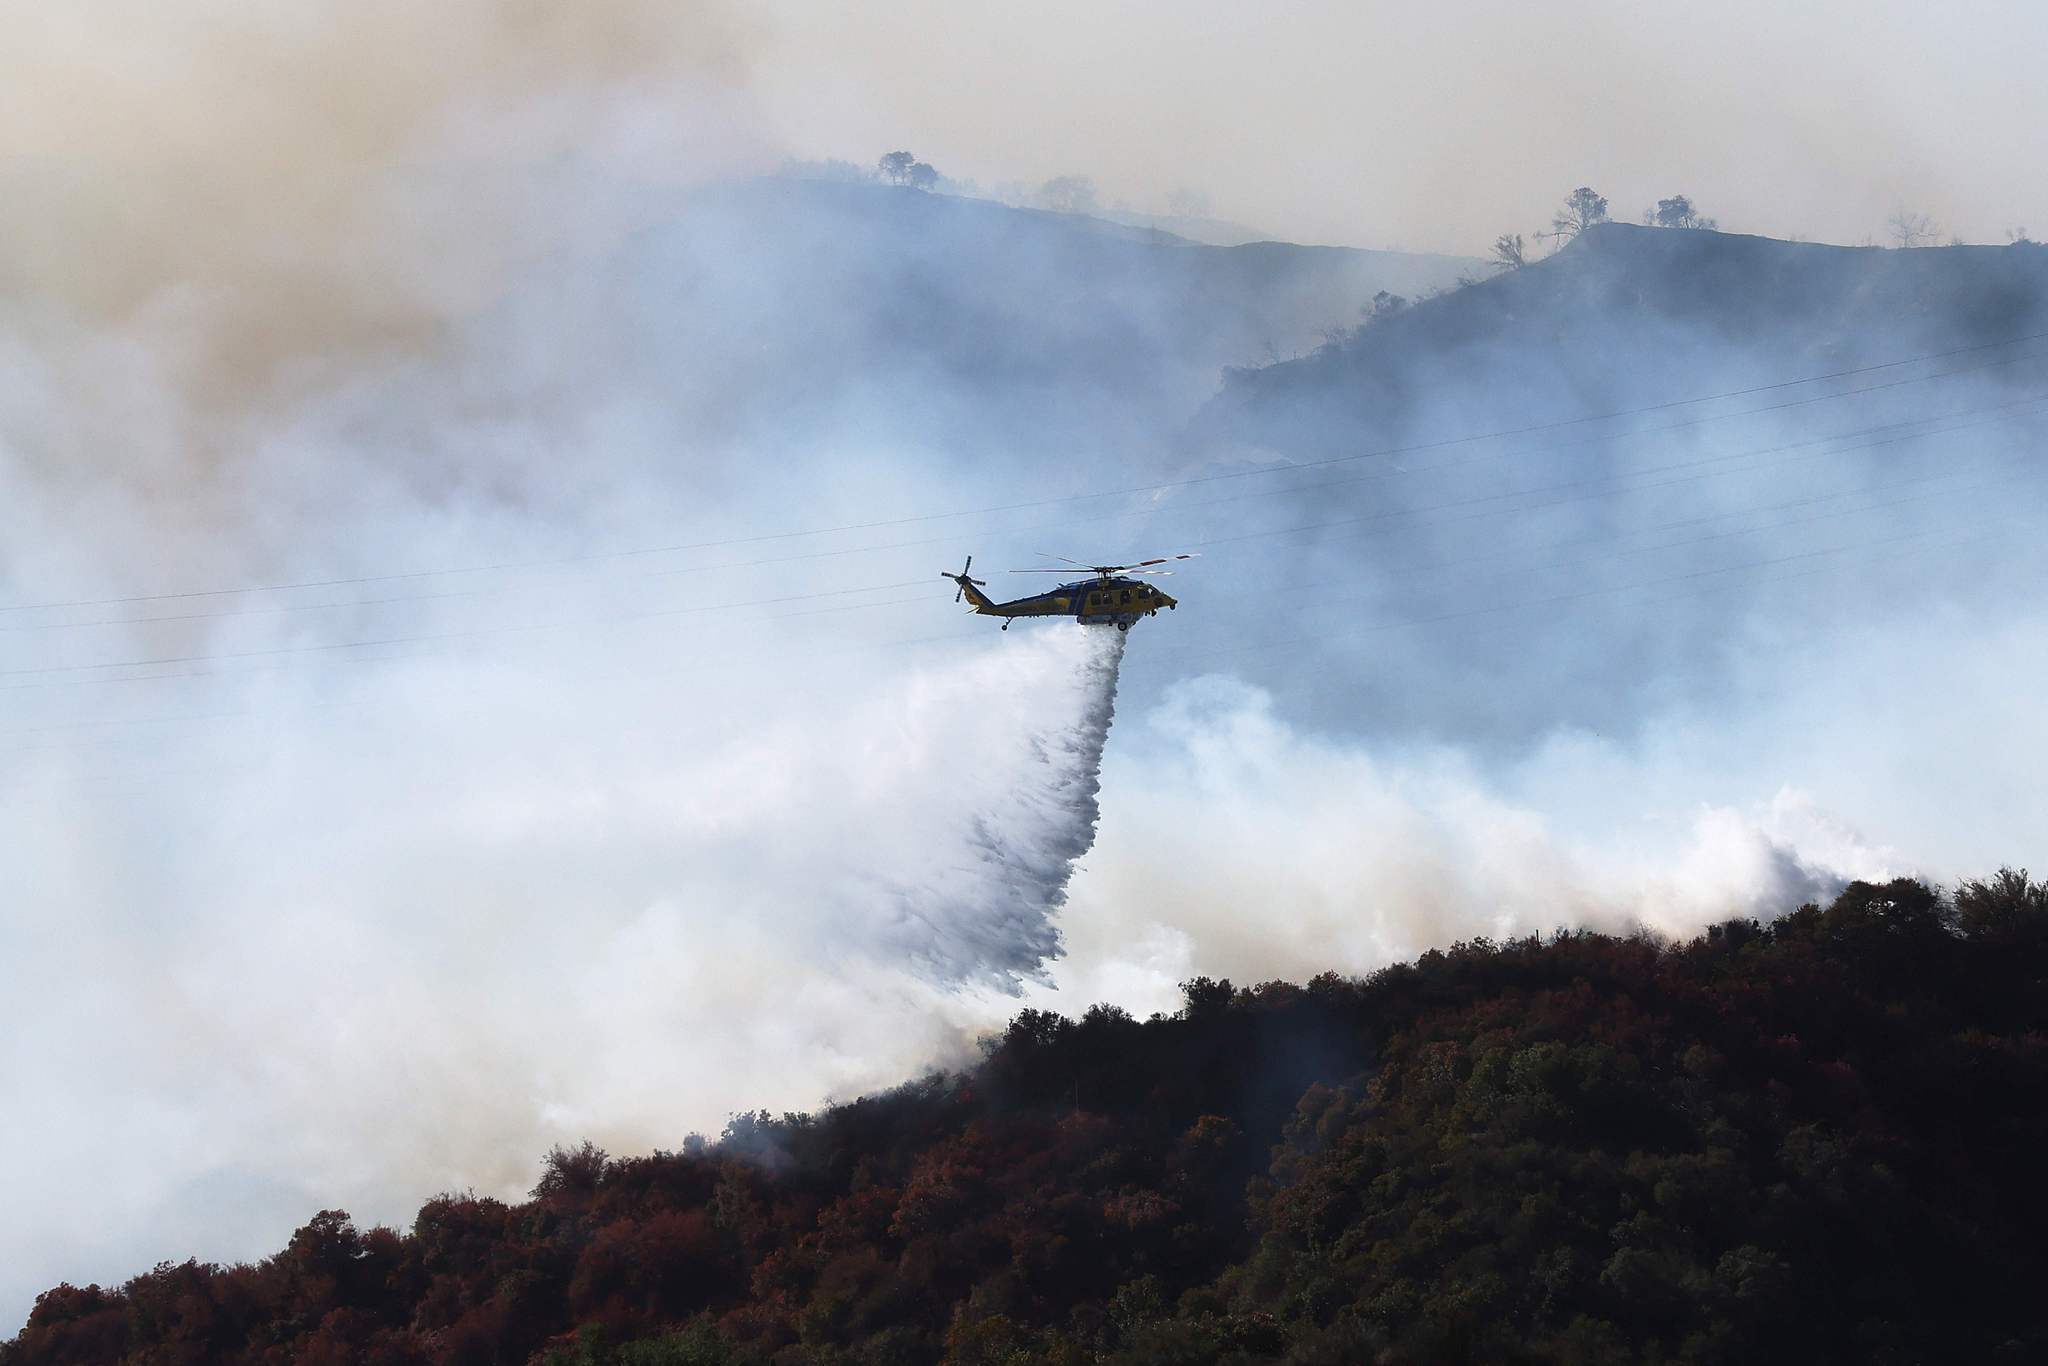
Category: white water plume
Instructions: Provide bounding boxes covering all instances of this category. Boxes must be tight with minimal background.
[881,625,1126,984]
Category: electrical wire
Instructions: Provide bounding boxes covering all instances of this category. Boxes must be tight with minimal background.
[5,331,2044,616]
[14,387,2038,688]
[10,385,2033,640]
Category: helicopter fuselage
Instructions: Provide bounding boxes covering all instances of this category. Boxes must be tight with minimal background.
[955,574,1177,631]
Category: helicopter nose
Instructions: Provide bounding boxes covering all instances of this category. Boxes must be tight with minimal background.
[1154,590,1178,610]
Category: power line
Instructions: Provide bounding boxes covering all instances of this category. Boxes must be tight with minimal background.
[1186,396,2048,556]
[1341,469,2024,611]
[1231,525,2035,714]
[11,484,2035,782]
[1374,466,2022,587]
[5,333,2044,616]
[605,384,2046,581]
[0,578,939,682]
[5,402,2039,689]
[10,387,2031,640]
[12,522,2019,804]
[1147,506,2045,669]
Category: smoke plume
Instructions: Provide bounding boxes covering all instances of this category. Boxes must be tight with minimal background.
[8,3,2048,1338]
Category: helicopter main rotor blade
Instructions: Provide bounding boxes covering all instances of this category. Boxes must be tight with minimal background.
[1010,551,1196,574]
[1032,552,1093,568]
[1008,567,1175,576]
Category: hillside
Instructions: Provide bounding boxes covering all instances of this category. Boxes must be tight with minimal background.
[1204,225,2048,457]
[534,178,1480,466]
[1138,227,2048,745]
[10,872,2046,1365]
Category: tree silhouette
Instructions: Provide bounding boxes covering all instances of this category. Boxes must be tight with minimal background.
[1887,208,1937,247]
[1363,290,1408,323]
[1954,866,2048,941]
[1549,186,1609,240]
[1648,194,1716,229]
[1037,175,1099,215]
[877,150,939,190]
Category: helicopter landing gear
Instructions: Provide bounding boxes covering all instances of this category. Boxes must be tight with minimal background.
[1117,620,1131,632]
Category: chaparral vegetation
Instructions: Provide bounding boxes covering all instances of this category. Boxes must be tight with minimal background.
[9,872,2046,1366]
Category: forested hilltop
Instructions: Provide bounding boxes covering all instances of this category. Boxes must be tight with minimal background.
[10,873,2047,1366]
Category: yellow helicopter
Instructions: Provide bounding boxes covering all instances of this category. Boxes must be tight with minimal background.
[943,553,1191,631]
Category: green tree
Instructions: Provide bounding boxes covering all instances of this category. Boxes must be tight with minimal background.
[1954,867,2048,940]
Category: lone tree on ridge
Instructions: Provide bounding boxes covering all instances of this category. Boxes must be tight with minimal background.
[1549,186,1609,241]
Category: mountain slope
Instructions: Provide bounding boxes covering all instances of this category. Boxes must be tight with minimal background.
[533,178,1481,465]
[1135,228,2048,745]
[1205,225,2048,456]
[9,874,2046,1365]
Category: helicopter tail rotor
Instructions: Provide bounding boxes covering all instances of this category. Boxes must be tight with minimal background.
[945,555,988,603]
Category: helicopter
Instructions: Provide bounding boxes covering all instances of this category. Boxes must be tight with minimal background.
[943,553,1192,631]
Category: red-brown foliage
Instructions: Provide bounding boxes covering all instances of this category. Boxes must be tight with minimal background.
[8,875,2047,1365]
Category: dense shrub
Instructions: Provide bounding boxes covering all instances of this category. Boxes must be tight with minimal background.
[8,874,2047,1365]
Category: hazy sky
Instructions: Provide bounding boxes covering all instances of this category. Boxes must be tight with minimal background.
[752,0,2048,251]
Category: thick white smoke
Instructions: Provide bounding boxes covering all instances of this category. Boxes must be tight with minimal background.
[9,1,2048,1341]
[0,619,1129,1319]
[0,1,1167,1316]
[1036,674,1904,1020]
